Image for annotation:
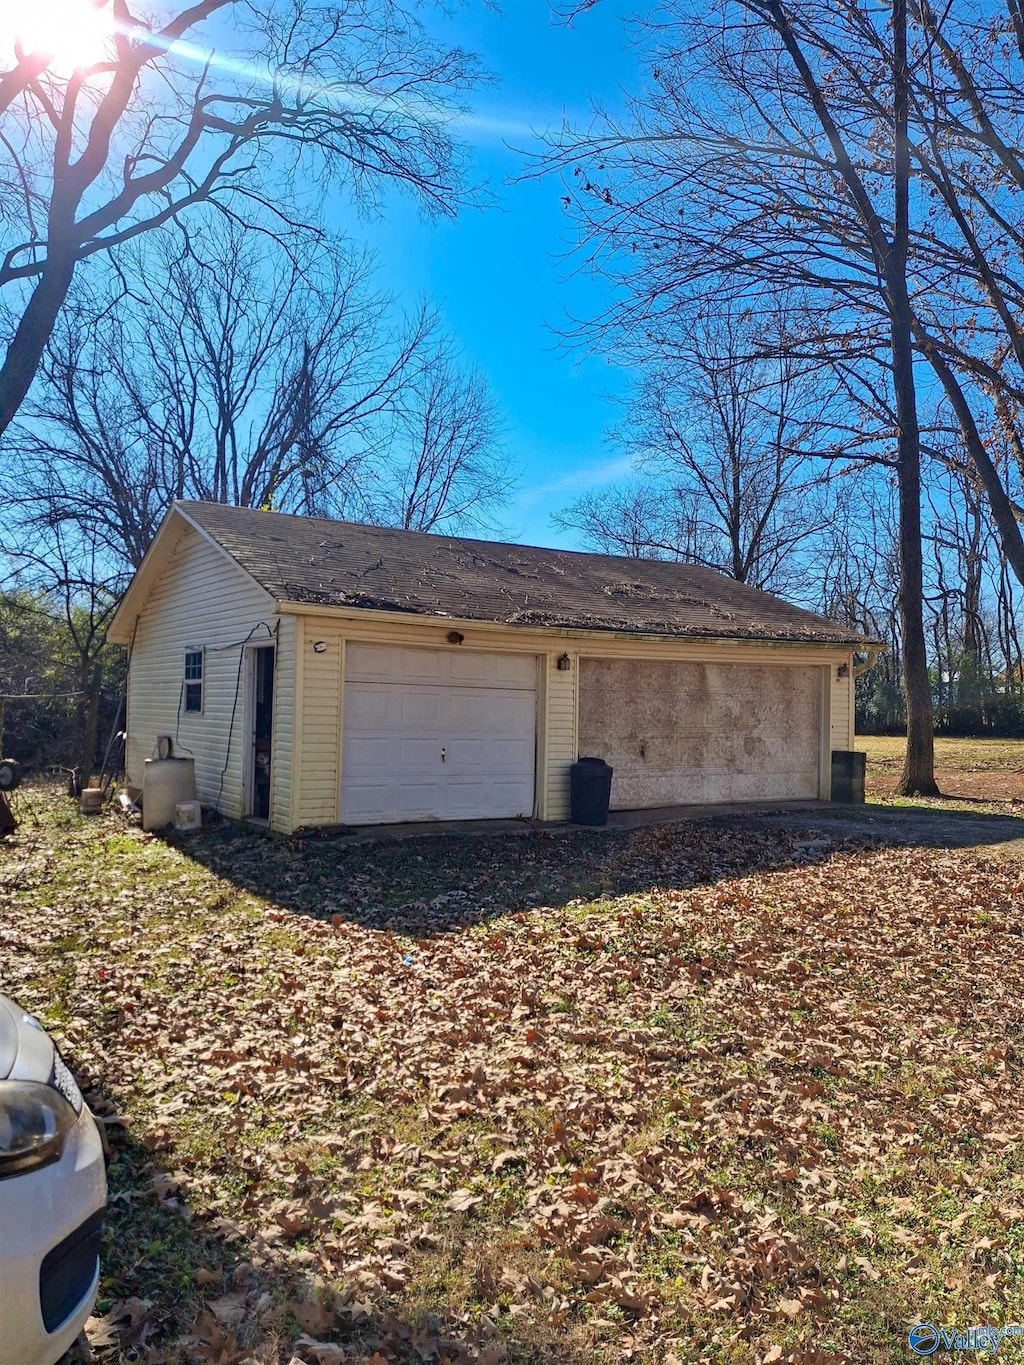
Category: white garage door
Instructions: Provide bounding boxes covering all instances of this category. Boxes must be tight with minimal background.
[578,658,823,808]
[341,644,538,825]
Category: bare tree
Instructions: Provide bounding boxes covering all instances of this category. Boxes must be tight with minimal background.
[817,480,906,732]
[13,219,511,568]
[556,480,718,565]
[360,343,511,532]
[886,0,1024,594]
[0,0,480,437]
[0,506,125,781]
[550,0,939,792]
[558,309,836,595]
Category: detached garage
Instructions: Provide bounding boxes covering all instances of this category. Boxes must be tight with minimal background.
[107,501,879,834]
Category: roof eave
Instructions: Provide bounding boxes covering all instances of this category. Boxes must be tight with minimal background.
[276,597,875,649]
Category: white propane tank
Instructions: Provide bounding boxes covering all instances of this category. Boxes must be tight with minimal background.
[142,758,197,831]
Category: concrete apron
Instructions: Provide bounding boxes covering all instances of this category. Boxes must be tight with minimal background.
[294,799,1024,858]
[300,799,831,847]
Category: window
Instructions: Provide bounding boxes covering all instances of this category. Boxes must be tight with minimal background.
[183,649,204,714]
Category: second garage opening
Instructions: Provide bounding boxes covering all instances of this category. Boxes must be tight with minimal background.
[577,657,824,809]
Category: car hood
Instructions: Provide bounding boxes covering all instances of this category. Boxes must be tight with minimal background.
[0,995,54,1083]
[0,995,18,1079]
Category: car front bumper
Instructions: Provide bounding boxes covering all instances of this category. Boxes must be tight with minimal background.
[0,1104,108,1365]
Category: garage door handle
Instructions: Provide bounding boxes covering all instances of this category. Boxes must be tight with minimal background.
[441,747,446,763]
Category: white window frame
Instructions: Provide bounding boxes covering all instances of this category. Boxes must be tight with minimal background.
[183,648,204,715]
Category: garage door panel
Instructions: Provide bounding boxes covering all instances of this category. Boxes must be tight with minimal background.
[444,739,489,770]
[345,644,403,683]
[398,736,443,766]
[496,655,539,689]
[445,781,500,819]
[342,782,390,822]
[345,686,392,727]
[505,691,539,721]
[342,645,538,825]
[448,692,496,728]
[399,649,446,683]
[343,736,399,773]
[449,653,496,684]
[400,692,445,726]
[393,782,444,820]
[477,776,534,808]
[491,738,535,766]
[346,643,537,690]
[578,658,821,809]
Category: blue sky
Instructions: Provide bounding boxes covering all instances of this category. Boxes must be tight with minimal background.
[334,3,644,547]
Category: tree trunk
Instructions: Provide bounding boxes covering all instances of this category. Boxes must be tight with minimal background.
[76,659,103,787]
[0,252,76,438]
[890,0,938,796]
[894,437,937,792]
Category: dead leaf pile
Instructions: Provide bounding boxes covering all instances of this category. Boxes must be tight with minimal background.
[3,804,1024,1362]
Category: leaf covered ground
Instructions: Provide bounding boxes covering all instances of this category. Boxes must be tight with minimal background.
[3,789,1024,1363]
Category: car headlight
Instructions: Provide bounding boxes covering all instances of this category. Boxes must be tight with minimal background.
[0,1082,77,1178]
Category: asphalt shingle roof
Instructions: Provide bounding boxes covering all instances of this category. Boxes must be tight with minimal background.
[178,501,878,647]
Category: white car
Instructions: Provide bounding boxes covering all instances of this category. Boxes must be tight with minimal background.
[0,995,108,1365]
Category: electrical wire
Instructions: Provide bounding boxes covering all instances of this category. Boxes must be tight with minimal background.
[134,620,277,812]
[206,624,276,652]
[170,679,195,758]
[169,624,277,761]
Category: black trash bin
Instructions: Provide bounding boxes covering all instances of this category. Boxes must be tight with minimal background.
[831,749,866,804]
[570,756,614,826]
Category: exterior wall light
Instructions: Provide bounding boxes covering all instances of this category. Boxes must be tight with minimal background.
[313,641,327,654]
[556,653,572,671]
[836,661,850,679]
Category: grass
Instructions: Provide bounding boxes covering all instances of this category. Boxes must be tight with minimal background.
[854,734,1024,816]
[855,734,1024,771]
[3,784,1024,1362]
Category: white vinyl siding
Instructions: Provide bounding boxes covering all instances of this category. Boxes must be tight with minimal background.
[297,623,345,828]
[543,651,577,821]
[125,524,279,820]
[829,654,856,752]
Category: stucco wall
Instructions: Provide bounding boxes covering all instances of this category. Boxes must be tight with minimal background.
[577,658,824,808]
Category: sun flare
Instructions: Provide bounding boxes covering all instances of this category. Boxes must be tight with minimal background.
[0,0,117,74]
